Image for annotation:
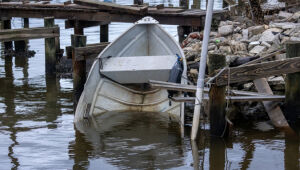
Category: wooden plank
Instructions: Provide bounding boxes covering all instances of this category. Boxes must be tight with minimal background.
[0,26,59,42]
[73,0,148,15]
[0,2,227,26]
[172,95,285,102]
[253,78,290,127]
[149,80,271,96]
[74,42,109,61]
[65,20,110,29]
[215,56,300,86]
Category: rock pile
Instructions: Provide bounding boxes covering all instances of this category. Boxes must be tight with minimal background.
[182,9,300,120]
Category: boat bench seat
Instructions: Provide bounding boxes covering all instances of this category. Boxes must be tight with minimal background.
[100,55,177,84]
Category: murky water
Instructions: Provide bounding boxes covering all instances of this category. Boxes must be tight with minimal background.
[1,0,299,169]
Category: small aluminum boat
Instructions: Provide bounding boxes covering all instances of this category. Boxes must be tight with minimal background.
[74,17,187,125]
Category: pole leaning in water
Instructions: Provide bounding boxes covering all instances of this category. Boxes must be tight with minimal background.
[191,0,214,140]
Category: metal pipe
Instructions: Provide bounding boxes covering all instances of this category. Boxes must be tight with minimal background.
[191,0,214,140]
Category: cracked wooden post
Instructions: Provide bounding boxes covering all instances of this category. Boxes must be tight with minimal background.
[285,41,300,128]
[208,53,228,137]
[71,34,87,109]
[14,18,29,53]
[100,24,109,42]
[44,17,56,76]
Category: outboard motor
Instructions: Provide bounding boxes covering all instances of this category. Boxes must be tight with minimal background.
[167,54,183,99]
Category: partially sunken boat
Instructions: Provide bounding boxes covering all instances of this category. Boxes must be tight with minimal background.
[74,17,187,125]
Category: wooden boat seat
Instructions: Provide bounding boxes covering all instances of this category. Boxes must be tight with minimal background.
[100,55,177,84]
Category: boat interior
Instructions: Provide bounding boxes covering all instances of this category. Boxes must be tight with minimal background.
[99,24,182,85]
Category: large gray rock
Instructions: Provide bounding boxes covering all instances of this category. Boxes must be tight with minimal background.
[249,34,261,42]
[249,45,266,54]
[218,25,234,36]
[278,11,293,19]
[259,30,277,42]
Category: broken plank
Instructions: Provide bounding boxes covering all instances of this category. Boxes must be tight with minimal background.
[66,42,110,59]
[253,78,290,127]
[74,42,109,61]
[73,0,148,15]
[0,26,59,42]
[215,56,300,86]
[172,95,285,102]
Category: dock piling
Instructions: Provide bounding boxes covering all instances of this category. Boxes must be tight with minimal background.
[44,17,57,76]
[100,24,109,42]
[74,20,84,35]
[14,18,29,53]
[1,19,13,51]
[285,41,300,127]
[208,53,227,137]
[71,34,87,108]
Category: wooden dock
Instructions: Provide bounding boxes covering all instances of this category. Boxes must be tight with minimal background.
[0,2,228,26]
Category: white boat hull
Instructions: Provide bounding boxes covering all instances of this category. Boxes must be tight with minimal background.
[74,17,187,125]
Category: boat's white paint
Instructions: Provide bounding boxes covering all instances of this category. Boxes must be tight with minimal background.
[101,55,177,84]
[74,17,187,125]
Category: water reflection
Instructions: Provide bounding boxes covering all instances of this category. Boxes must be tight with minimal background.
[73,112,187,169]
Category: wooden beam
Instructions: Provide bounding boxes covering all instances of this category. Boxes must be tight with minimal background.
[66,42,109,59]
[65,20,110,29]
[253,78,290,128]
[149,80,272,96]
[172,95,285,102]
[74,42,109,61]
[215,56,300,86]
[0,26,59,42]
[0,3,227,26]
[73,0,148,15]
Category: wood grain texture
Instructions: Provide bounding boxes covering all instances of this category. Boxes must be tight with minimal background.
[71,34,87,107]
[208,53,227,137]
[0,26,59,42]
[215,56,300,86]
[74,42,109,61]
[74,0,148,15]
[172,95,285,102]
[0,2,228,26]
[285,42,300,127]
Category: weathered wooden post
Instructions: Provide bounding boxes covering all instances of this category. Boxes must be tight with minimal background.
[74,20,84,35]
[134,0,143,5]
[100,24,109,42]
[71,34,87,108]
[285,41,300,128]
[1,19,13,51]
[208,53,227,137]
[14,18,29,53]
[44,17,57,76]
